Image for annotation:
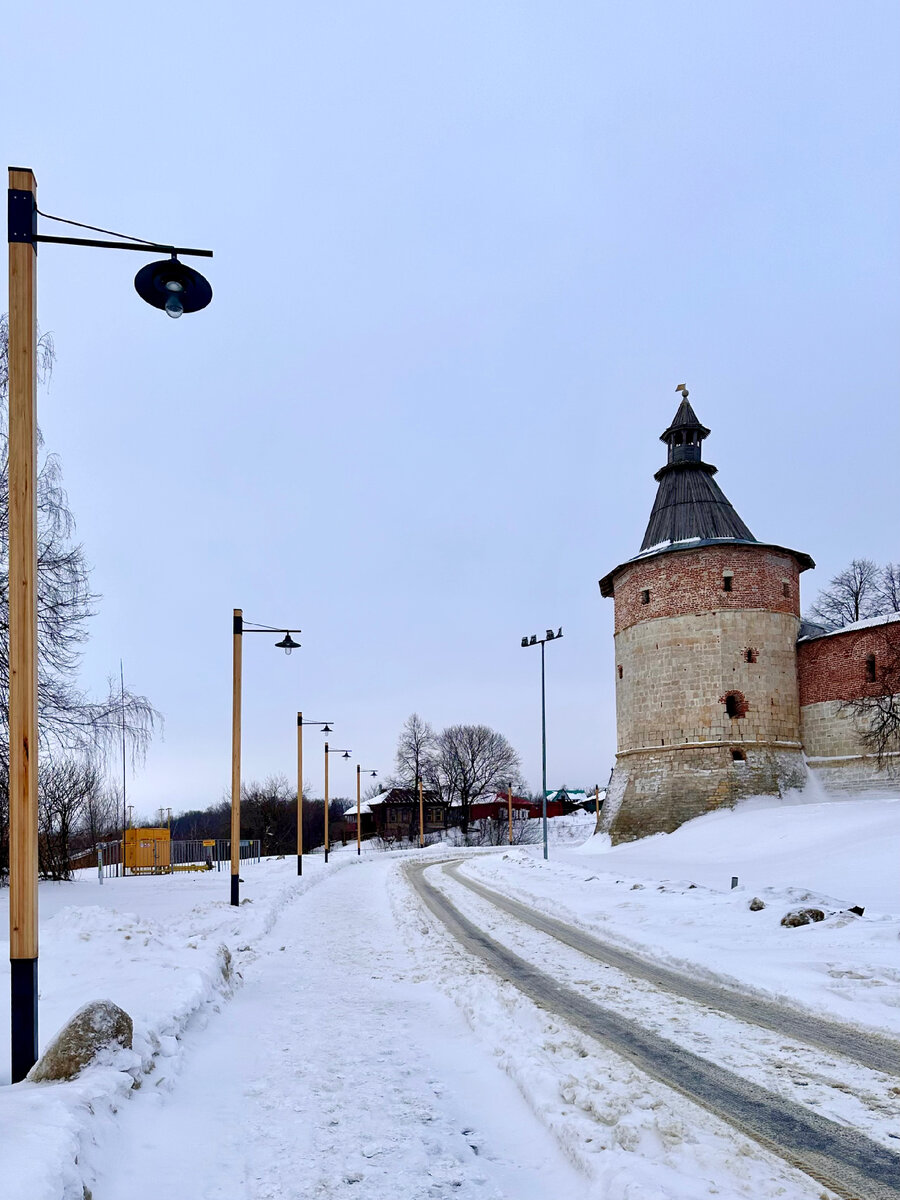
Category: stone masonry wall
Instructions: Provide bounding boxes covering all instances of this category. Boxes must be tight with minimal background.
[603,745,807,843]
[801,698,869,759]
[614,608,802,753]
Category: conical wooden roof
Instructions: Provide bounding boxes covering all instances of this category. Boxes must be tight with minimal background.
[640,403,754,549]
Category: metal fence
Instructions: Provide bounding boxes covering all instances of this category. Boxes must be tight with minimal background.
[81,838,261,880]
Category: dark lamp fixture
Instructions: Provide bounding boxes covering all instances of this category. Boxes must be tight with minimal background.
[275,632,300,655]
[321,724,332,736]
[521,636,528,647]
[134,255,213,317]
[342,751,351,759]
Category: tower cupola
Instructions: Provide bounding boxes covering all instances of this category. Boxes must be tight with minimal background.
[662,386,710,465]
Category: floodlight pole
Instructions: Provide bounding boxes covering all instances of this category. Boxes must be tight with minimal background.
[508,781,513,846]
[540,638,548,859]
[520,627,563,862]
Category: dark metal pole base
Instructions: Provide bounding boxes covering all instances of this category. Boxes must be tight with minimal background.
[324,847,329,863]
[297,854,302,876]
[11,957,38,1083]
[230,874,239,906]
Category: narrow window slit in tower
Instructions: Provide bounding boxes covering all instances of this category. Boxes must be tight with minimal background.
[723,573,733,592]
[782,581,790,598]
[617,665,623,679]
[745,648,757,664]
[865,654,877,682]
[731,748,746,764]
[641,589,650,605]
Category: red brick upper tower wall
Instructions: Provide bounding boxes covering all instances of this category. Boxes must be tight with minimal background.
[611,544,802,636]
[798,619,900,706]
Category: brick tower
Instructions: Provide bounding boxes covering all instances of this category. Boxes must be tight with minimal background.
[598,390,815,843]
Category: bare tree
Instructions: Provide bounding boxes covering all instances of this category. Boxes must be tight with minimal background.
[878,563,900,615]
[38,757,104,880]
[841,641,900,774]
[390,713,437,790]
[807,558,883,630]
[239,775,294,856]
[432,724,523,836]
[80,780,121,846]
[0,317,159,876]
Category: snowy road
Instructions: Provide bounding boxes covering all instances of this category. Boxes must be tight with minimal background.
[88,856,590,1200]
[408,859,900,1200]
[443,859,900,1076]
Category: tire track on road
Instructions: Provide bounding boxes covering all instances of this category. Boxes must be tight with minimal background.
[407,860,900,1200]
[447,860,900,1077]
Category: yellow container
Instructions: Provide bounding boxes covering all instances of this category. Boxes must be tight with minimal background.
[125,827,171,873]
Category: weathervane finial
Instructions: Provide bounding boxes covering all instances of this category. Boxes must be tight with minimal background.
[675,382,689,399]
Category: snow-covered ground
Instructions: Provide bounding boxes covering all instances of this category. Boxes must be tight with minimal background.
[0,790,897,1199]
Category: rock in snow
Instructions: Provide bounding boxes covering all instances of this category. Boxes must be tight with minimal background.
[780,907,825,928]
[27,999,133,1082]
[749,897,766,911]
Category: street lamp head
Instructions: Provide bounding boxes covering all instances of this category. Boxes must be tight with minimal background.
[275,631,300,655]
[134,255,213,317]
[546,629,555,640]
[342,751,351,760]
[321,723,332,736]
[530,634,537,646]
[521,636,529,648]
[370,770,377,777]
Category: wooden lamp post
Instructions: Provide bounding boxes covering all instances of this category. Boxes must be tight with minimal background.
[296,714,333,875]
[355,764,377,855]
[417,777,425,848]
[6,167,212,1081]
[230,616,301,904]
[323,744,351,863]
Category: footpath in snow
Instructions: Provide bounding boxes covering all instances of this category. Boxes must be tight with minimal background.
[0,791,897,1199]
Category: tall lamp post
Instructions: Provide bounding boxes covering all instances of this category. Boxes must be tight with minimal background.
[297,714,333,875]
[7,168,213,1081]
[520,627,563,861]
[324,743,351,863]
[355,765,377,855]
[417,776,425,848]
[231,613,301,906]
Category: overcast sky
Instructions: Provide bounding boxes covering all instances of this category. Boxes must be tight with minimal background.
[3,2,898,814]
